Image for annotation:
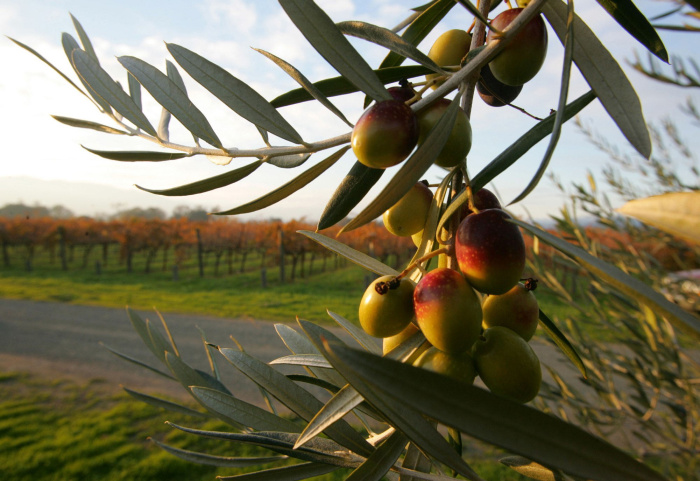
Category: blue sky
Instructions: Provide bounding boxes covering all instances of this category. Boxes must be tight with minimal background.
[1,0,698,221]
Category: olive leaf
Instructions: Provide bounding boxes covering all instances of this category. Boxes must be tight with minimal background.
[595,0,668,62]
[336,21,442,74]
[51,115,128,135]
[298,230,399,276]
[61,33,112,114]
[267,153,312,169]
[122,387,209,418]
[509,0,575,205]
[213,147,348,216]
[7,36,88,100]
[127,72,142,109]
[304,337,483,481]
[150,438,289,468]
[543,0,651,159]
[279,0,392,103]
[513,220,700,340]
[321,343,668,481]
[616,191,700,244]
[136,160,264,196]
[81,146,188,161]
[100,342,175,380]
[190,386,303,433]
[345,430,408,481]
[70,14,99,64]
[118,55,223,149]
[167,43,304,145]
[500,456,575,481]
[216,348,376,458]
[317,161,385,231]
[270,65,433,108]
[254,48,353,128]
[71,49,157,136]
[538,309,587,379]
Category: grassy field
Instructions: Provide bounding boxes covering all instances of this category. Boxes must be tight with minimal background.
[0,371,530,481]
[0,244,578,326]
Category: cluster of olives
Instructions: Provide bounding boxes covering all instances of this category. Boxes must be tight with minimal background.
[355,6,549,403]
[359,186,542,404]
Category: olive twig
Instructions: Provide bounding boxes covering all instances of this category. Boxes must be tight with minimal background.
[396,246,452,281]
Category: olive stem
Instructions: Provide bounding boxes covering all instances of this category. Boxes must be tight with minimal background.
[462,0,491,118]
[396,246,452,280]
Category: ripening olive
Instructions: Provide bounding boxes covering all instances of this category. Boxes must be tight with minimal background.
[414,346,477,384]
[426,29,472,89]
[472,326,541,403]
[351,100,419,169]
[383,182,433,237]
[359,275,416,338]
[413,268,482,354]
[455,209,526,295]
[487,8,548,86]
[417,98,472,168]
[482,283,539,341]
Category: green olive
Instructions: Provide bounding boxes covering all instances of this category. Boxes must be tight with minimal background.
[359,275,416,338]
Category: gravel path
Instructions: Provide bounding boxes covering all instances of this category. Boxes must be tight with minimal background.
[0,298,580,406]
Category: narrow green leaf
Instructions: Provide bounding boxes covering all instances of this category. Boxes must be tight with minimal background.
[70,14,98,64]
[213,147,348,216]
[594,0,668,62]
[136,160,263,196]
[269,354,332,369]
[167,43,304,144]
[7,35,88,99]
[510,0,575,205]
[216,348,375,457]
[340,96,459,234]
[150,438,288,468]
[71,49,158,136]
[100,342,175,380]
[267,153,311,169]
[327,310,382,355]
[377,0,456,70]
[270,65,433,108]
[279,0,392,103]
[304,338,483,481]
[515,220,700,340]
[275,324,349,389]
[128,72,142,110]
[82,146,188,161]
[297,230,399,276]
[126,307,169,363]
[538,309,587,379]
[166,424,361,467]
[543,0,651,158]
[217,462,339,480]
[51,115,128,135]
[437,91,596,235]
[191,386,302,433]
[254,48,353,128]
[166,59,188,93]
[337,21,442,74]
[323,343,668,481]
[118,55,223,148]
[346,430,408,481]
[165,351,231,395]
[61,33,112,113]
[123,387,209,417]
[317,161,384,231]
[294,384,364,450]
[616,191,700,244]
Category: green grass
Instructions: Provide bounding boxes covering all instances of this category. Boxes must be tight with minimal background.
[0,371,529,481]
[0,245,377,324]
[0,245,579,330]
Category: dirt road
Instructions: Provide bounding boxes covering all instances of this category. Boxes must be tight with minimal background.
[0,298,581,406]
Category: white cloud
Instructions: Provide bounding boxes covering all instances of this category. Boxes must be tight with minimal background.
[200,0,258,33]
